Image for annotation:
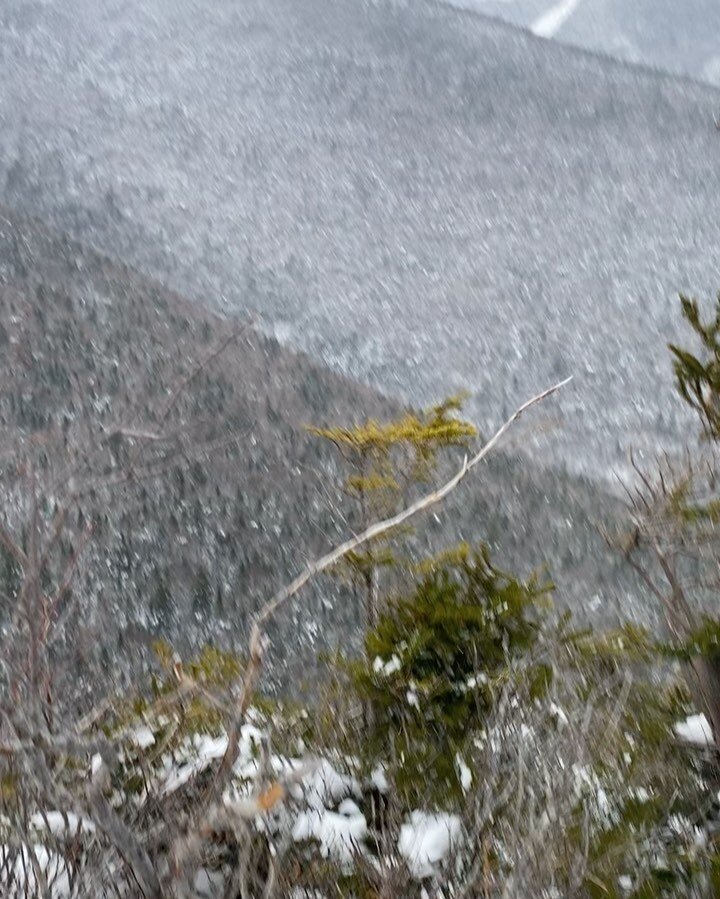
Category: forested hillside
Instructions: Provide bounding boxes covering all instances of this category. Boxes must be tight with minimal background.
[0,0,718,483]
[0,206,634,697]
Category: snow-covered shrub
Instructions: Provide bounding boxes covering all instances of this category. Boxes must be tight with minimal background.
[311,599,720,897]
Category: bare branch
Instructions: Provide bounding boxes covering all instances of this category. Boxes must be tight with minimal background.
[47,520,95,621]
[205,376,571,808]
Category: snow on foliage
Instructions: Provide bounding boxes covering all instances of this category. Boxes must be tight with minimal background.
[160,732,231,795]
[372,654,402,677]
[129,725,156,750]
[291,757,361,810]
[454,753,472,794]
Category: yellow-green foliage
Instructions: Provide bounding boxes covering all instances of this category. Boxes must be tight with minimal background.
[0,772,17,810]
[552,624,710,898]
[310,396,478,615]
[151,640,242,686]
[88,641,315,791]
[679,617,720,662]
[308,394,477,461]
[308,394,477,507]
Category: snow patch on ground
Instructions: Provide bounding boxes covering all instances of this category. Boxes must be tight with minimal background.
[1,844,71,898]
[398,811,463,878]
[675,713,713,747]
[292,804,368,863]
[30,811,96,837]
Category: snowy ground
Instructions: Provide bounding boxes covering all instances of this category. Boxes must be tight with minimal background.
[2,705,714,897]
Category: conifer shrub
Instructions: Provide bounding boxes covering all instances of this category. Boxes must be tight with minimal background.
[338,541,553,802]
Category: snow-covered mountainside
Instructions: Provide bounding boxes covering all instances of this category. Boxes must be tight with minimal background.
[0,205,638,692]
[0,0,718,484]
[448,0,720,86]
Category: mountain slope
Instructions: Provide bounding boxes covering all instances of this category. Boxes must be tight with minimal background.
[449,0,720,86]
[0,206,638,693]
[0,0,717,486]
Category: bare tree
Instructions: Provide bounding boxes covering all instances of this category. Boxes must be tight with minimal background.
[613,451,720,755]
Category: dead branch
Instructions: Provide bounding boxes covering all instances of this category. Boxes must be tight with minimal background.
[205,376,572,810]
